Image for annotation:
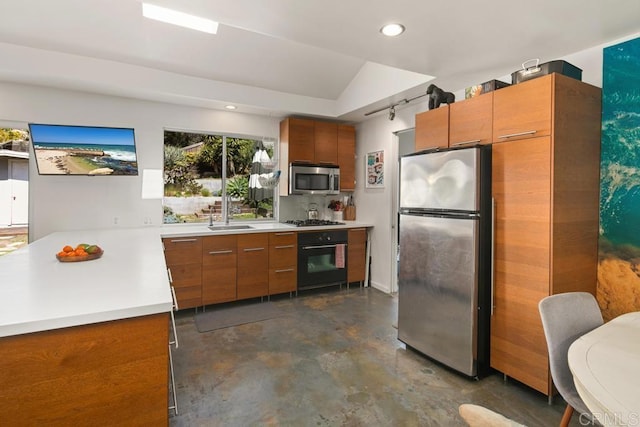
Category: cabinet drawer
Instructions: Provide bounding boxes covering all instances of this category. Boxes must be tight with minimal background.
[269,267,297,295]
[269,231,297,246]
[163,237,202,264]
[202,235,236,252]
[493,75,552,142]
[173,285,202,309]
[167,264,201,288]
[269,243,296,268]
[237,233,268,251]
[202,235,236,267]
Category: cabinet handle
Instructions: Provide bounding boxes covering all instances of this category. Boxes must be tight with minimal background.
[302,244,346,250]
[170,285,179,311]
[275,268,294,273]
[491,198,496,316]
[208,249,233,255]
[274,232,294,236]
[243,247,265,252]
[169,309,179,349]
[170,238,198,243]
[451,139,481,147]
[275,244,294,249]
[167,268,173,284]
[497,130,536,139]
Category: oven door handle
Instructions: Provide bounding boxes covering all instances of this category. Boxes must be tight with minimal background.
[302,243,347,250]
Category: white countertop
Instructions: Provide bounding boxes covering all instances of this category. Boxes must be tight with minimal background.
[568,311,640,426]
[0,221,373,338]
[0,227,173,338]
[160,220,373,238]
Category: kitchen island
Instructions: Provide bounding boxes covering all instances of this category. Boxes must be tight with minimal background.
[0,221,372,424]
[0,228,173,425]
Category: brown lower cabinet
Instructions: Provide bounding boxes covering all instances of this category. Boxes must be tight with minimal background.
[202,234,237,305]
[164,230,303,308]
[164,228,368,307]
[268,231,298,295]
[348,228,367,284]
[237,233,269,299]
[0,314,169,424]
[164,236,202,309]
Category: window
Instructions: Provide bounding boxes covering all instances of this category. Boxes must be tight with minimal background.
[162,130,277,224]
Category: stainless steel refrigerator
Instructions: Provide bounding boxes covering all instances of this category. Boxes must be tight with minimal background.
[397,145,491,378]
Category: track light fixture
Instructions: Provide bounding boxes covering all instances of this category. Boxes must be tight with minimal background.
[364,88,432,120]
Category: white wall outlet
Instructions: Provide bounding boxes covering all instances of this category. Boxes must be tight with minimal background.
[113,216,119,225]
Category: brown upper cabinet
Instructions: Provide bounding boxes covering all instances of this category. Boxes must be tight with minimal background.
[493,76,552,142]
[282,117,315,164]
[314,121,338,164]
[416,92,495,151]
[337,124,356,191]
[415,105,449,151]
[449,92,493,146]
[280,117,356,194]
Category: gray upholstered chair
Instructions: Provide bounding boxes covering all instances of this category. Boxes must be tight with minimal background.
[538,292,603,427]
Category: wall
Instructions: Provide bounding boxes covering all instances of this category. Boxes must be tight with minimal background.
[597,36,640,320]
[353,31,640,294]
[0,82,280,240]
[1,31,638,294]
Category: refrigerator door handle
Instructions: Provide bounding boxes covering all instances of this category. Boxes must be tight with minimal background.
[491,197,496,316]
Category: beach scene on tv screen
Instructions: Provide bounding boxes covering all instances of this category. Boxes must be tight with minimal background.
[30,124,139,175]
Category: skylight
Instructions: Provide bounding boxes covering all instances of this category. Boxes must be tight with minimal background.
[142,3,219,34]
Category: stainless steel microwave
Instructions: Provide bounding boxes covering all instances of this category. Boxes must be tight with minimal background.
[289,163,340,195]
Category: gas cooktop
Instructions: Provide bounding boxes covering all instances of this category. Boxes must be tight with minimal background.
[284,219,345,227]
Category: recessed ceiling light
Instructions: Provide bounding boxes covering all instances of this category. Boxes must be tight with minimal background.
[225,105,237,110]
[142,3,218,34]
[380,23,405,37]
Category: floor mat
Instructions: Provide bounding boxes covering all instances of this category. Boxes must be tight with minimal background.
[194,301,285,332]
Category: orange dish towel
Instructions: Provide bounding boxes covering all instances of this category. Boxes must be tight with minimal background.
[335,244,346,269]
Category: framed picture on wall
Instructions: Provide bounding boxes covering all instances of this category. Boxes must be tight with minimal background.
[366,150,384,188]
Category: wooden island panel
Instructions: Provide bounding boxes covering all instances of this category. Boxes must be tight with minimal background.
[0,313,169,425]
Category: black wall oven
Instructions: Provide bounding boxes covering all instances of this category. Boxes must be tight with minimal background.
[297,230,348,290]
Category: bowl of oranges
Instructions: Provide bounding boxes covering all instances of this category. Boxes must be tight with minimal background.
[56,243,103,262]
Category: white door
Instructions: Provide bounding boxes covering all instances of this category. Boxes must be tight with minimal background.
[9,160,28,225]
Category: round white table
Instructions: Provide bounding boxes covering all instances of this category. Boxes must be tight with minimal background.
[568,311,640,426]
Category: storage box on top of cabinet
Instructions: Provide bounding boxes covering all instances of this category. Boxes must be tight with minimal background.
[511,59,582,84]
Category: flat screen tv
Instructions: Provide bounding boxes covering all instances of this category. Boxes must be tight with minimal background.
[29,123,139,175]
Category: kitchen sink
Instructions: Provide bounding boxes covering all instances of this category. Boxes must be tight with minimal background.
[207,225,253,231]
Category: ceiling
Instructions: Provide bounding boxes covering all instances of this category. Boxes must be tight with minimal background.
[0,0,639,122]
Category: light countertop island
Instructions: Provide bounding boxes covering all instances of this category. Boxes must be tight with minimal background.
[0,227,173,338]
[0,221,372,423]
[0,220,373,338]
[0,227,173,424]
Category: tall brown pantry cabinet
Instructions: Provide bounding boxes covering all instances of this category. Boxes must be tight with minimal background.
[490,73,601,396]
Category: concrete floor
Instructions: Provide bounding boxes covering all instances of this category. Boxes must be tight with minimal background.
[170,287,577,426]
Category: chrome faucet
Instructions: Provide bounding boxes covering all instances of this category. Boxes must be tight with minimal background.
[225,194,231,226]
[209,205,214,226]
